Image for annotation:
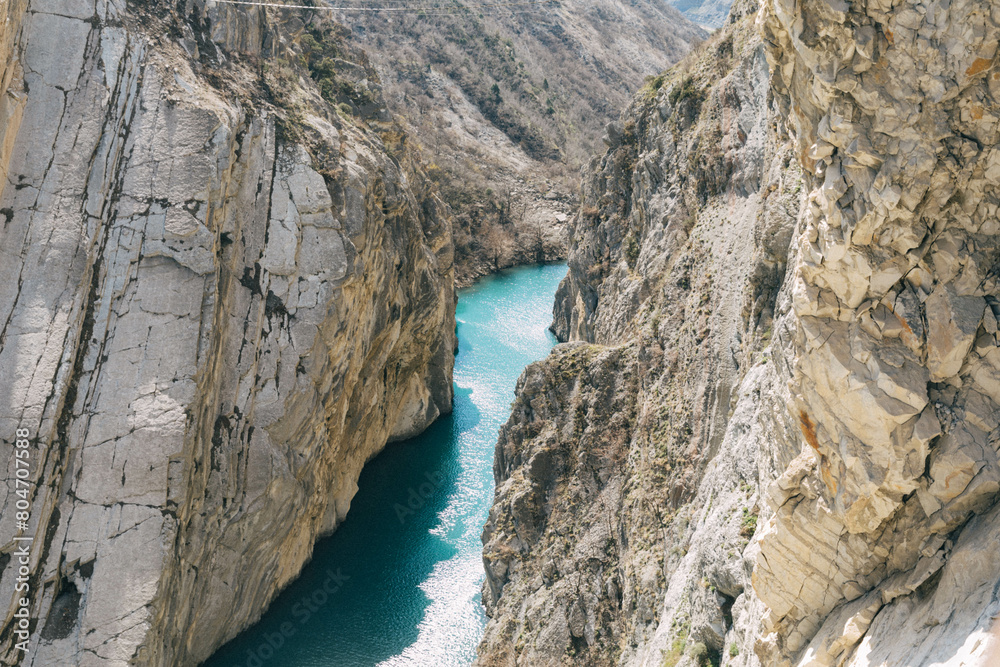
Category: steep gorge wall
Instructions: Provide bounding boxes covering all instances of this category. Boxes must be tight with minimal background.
[478,1,802,663]
[0,1,454,665]
[479,0,1000,665]
[756,0,1000,664]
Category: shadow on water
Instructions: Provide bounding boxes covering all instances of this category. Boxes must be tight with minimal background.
[204,388,480,667]
[203,262,566,667]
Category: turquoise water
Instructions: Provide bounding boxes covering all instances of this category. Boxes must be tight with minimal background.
[203,263,567,667]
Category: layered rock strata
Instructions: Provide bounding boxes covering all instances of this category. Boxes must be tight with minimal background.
[0,1,454,665]
[756,0,1000,663]
[479,0,1000,665]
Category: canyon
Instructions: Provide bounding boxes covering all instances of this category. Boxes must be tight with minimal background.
[331,0,706,284]
[2,0,1000,666]
[203,263,566,667]
[478,0,1000,665]
[0,0,702,664]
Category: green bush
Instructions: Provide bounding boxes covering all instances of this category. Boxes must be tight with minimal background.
[691,642,708,662]
[740,507,758,538]
[625,234,640,266]
[668,76,700,105]
[642,72,667,99]
[667,76,705,123]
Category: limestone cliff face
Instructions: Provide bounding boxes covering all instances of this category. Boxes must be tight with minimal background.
[0,1,454,665]
[479,0,1000,665]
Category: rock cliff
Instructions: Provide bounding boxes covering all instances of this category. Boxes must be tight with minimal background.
[757,0,1000,663]
[0,1,454,665]
[479,0,1000,665]
[669,0,734,30]
[479,2,799,663]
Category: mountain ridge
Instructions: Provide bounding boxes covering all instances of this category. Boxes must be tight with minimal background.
[478,0,1000,664]
[331,0,707,283]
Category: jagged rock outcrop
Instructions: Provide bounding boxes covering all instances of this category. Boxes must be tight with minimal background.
[479,0,1000,665]
[755,0,1000,664]
[478,1,803,663]
[0,1,454,665]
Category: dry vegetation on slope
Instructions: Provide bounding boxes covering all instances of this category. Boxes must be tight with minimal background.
[330,0,706,283]
[477,2,804,663]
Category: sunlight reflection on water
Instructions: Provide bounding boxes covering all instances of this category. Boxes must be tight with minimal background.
[203,263,567,667]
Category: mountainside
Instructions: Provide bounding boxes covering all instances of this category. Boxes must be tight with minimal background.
[478,1,797,663]
[332,0,706,283]
[479,0,1000,665]
[0,1,454,664]
[669,0,733,29]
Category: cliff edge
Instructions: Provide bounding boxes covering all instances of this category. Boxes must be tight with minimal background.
[479,0,1000,665]
[0,1,455,664]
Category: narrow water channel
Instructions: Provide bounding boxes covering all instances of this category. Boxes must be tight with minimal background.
[203,263,568,667]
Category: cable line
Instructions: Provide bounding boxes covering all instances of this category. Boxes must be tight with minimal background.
[209,0,558,11]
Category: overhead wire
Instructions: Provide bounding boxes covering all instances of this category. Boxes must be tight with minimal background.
[209,0,559,12]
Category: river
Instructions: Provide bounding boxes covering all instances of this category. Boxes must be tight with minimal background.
[203,262,567,667]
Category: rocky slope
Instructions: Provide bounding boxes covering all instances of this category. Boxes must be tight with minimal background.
[479,1,798,663]
[0,1,454,665]
[669,0,734,30]
[479,0,1000,665]
[331,0,706,284]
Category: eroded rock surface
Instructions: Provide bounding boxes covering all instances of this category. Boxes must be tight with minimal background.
[0,1,454,665]
[478,2,803,663]
[755,0,1000,664]
[479,0,1000,665]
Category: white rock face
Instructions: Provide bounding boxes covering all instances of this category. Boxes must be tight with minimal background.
[0,1,454,665]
